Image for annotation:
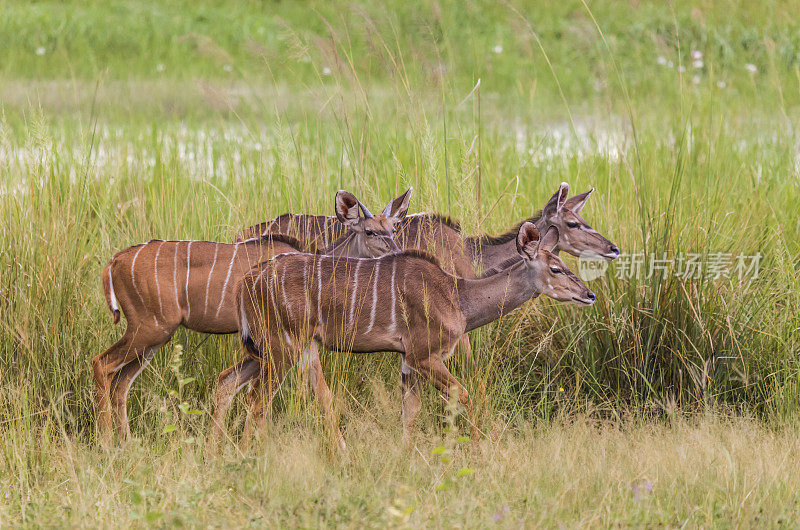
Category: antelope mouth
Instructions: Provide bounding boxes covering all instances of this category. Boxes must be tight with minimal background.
[572,296,595,306]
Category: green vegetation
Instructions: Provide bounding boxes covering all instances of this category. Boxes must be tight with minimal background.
[1,0,799,526]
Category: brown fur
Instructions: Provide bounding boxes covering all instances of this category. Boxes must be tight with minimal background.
[93,235,303,443]
[210,224,596,447]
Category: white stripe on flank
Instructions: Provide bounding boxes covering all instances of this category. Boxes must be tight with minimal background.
[204,243,220,315]
[280,264,292,321]
[268,266,282,327]
[130,244,147,307]
[215,242,240,317]
[348,260,362,332]
[107,266,119,312]
[153,241,165,319]
[286,215,293,236]
[302,259,311,321]
[389,259,397,333]
[316,255,323,327]
[173,243,180,312]
[366,261,380,333]
[185,241,193,319]
[323,221,329,248]
[283,331,293,348]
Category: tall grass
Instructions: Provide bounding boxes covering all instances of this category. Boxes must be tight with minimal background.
[1,0,799,524]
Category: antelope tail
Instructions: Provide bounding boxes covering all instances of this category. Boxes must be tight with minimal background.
[102,261,121,325]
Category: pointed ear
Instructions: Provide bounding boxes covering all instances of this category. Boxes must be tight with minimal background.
[335,190,361,226]
[543,182,569,217]
[516,222,540,259]
[563,188,593,214]
[539,226,559,253]
[382,187,413,223]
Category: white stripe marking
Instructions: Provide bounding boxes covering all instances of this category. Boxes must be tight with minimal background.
[389,259,397,333]
[366,261,380,333]
[173,242,180,313]
[348,260,362,332]
[185,241,193,319]
[280,264,291,321]
[130,244,147,307]
[316,255,323,327]
[153,241,165,319]
[204,243,220,315]
[215,242,241,317]
[302,258,310,322]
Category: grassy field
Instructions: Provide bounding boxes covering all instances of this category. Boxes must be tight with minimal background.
[1,0,800,526]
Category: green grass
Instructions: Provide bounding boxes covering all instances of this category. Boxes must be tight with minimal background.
[1,0,800,526]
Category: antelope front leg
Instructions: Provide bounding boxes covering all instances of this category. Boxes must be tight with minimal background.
[302,340,346,452]
[401,358,422,446]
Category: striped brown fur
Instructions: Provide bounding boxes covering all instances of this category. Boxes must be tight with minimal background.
[210,223,596,447]
[240,183,620,279]
[94,189,412,443]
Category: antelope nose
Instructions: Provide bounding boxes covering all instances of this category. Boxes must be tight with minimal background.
[587,291,596,301]
[609,245,620,255]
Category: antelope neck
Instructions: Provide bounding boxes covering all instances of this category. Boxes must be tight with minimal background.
[456,259,541,333]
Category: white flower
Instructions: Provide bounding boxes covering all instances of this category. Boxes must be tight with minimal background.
[693,59,704,69]
[691,50,702,60]
[716,80,727,89]
[223,64,233,72]
[35,47,46,56]
[156,63,165,72]
[692,75,700,85]
[657,56,667,65]
[678,65,686,73]
[493,45,503,54]
[745,63,758,74]
[667,60,674,68]
[322,66,332,76]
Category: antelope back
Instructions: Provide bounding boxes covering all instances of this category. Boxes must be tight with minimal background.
[235,213,344,251]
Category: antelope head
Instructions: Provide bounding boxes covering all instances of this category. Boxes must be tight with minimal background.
[540,182,620,260]
[334,188,413,257]
[516,222,596,305]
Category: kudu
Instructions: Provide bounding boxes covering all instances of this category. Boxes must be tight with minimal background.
[93,189,411,442]
[238,183,618,421]
[238,182,620,275]
[211,223,594,448]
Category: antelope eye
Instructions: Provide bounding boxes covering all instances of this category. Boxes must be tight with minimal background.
[550,267,562,274]
[365,229,375,236]
[566,221,580,229]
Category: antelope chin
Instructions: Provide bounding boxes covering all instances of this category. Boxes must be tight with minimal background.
[603,250,620,260]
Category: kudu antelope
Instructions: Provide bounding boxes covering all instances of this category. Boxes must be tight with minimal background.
[93,189,412,442]
[239,182,620,276]
[211,223,594,448]
[239,183,618,419]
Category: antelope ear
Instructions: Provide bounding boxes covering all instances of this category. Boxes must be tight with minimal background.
[335,190,361,226]
[543,182,569,217]
[539,226,559,253]
[563,188,593,214]
[516,222,540,258]
[382,187,413,223]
